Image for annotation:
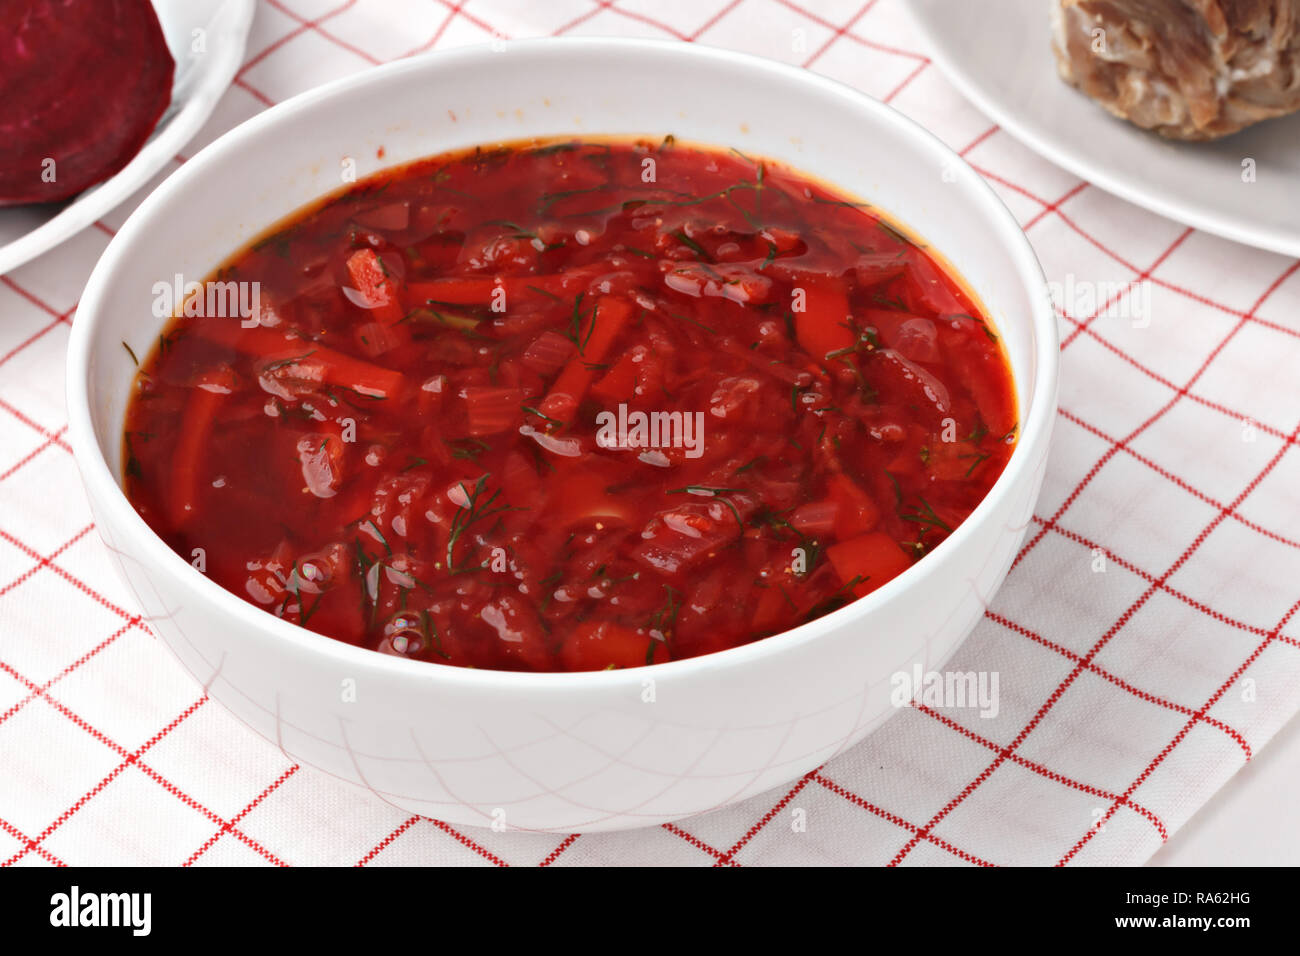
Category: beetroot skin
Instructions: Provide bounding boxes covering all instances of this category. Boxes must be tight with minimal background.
[0,0,175,205]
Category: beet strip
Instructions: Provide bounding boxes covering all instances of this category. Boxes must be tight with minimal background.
[541,297,633,422]
[0,0,174,205]
[193,323,406,399]
[168,368,235,528]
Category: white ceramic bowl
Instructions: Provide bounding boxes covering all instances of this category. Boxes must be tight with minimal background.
[67,38,1058,832]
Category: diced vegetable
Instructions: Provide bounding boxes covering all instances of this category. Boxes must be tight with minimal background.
[354,320,410,358]
[631,503,741,576]
[463,386,524,436]
[795,279,856,361]
[546,467,636,527]
[560,620,668,670]
[828,473,880,537]
[345,248,405,325]
[826,532,913,598]
[520,330,577,376]
[590,345,646,402]
[750,583,792,632]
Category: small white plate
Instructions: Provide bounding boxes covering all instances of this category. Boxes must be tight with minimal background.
[904,0,1300,258]
[0,0,255,275]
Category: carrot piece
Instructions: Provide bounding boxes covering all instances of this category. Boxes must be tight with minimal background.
[573,295,631,364]
[275,348,405,400]
[169,365,237,528]
[795,279,856,362]
[541,365,588,423]
[560,620,667,671]
[825,531,912,598]
[750,583,792,633]
[407,277,504,305]
[194,324,405,399]
[407,274,581,306]
[345,249,405,325]
[590,346,642,402]
[540,297,632,423]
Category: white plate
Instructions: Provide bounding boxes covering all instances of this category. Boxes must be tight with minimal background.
[0,0,254,275]
[904,0,1300,258]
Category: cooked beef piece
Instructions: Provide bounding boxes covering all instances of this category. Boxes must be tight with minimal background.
[0,0,174,205]
[1051,0,1300,140]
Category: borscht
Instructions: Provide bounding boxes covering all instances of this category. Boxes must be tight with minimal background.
[122,138,1017,672]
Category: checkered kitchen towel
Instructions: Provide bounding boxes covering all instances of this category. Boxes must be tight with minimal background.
[1,0,1298,867]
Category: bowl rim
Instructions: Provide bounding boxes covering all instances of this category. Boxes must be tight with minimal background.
[66,35,1059,691]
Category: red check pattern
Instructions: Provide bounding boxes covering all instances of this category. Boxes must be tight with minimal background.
[1,0,1297,867]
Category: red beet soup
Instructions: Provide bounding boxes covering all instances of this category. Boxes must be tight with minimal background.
[122,138,1017,672]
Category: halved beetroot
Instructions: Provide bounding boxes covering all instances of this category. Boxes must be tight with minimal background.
[0,0,174,206]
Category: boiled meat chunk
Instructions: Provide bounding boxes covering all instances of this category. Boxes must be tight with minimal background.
[1051,0,1300,140]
